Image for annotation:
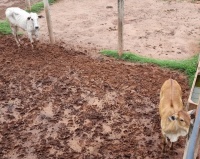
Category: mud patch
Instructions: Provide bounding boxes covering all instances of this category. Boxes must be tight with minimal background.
[0,35,190,158]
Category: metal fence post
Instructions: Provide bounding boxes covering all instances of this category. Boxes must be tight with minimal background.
[184,105,200,159]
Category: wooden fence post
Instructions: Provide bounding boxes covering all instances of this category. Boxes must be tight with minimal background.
[43,0,54,44]
[118,0,124,57]
[26,0,31,11]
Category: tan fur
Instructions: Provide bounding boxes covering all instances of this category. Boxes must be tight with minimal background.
[159,79,192,152]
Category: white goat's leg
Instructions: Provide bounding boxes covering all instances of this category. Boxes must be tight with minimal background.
[34,30,39,42]
[11,26,20,47]
[27,32,34,48]
[16,27,21,43]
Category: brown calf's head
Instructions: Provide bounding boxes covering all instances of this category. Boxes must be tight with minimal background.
[168,109,196,128]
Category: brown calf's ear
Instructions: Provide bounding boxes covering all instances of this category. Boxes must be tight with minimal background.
[38,15,44,18]
[187,109,196,124]
[27,17,31,20]
[187,109,196,119]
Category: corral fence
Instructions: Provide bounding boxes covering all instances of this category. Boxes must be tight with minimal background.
[183,104,200,159]
[183,57,200,159]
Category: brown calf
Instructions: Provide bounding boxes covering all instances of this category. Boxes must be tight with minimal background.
[159,79,195,152]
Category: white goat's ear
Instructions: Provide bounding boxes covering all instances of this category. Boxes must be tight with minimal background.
[38,15,44,18]
[27,17,31,20]
[168,115,176,121]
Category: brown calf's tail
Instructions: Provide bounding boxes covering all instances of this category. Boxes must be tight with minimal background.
[170,78,173,108]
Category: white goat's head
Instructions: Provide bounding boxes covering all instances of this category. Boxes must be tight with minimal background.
[27,13,43,30]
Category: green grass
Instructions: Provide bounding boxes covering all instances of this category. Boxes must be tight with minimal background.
[30,0,56,13]
[101,50,199,86]
[0,0,56,35]
[0,20,11,35]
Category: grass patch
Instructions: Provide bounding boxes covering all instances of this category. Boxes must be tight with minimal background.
[0,0,56,35]
[0,20,11,35]
[101,50,199,86]
[30,0,56,13]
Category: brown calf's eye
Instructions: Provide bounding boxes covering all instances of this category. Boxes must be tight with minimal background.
[180,119,184,122]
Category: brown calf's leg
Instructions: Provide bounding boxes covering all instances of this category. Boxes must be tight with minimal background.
[162,136,167,153]
[170,142,174,150]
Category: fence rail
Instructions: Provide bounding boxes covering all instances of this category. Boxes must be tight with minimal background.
[183,54,200,159]
[184,104,200,159]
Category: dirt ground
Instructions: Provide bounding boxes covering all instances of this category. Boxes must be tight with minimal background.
[1,0,200,60]
[38,0,200,60]
[0,0,198,159]
[0,35,191,158]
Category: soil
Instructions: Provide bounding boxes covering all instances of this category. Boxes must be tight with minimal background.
[0,0,198,158]
[38,0,200,60]
[1,0,200,60]
[0,35,191,158]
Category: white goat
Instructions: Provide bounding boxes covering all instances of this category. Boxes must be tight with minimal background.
[5,7,43,48]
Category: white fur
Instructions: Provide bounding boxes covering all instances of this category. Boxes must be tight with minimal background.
[164,129,188,142]
[5,7,42,47]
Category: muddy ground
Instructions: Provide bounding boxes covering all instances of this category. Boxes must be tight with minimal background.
[0,0,198,158]
[0,35,191,158]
